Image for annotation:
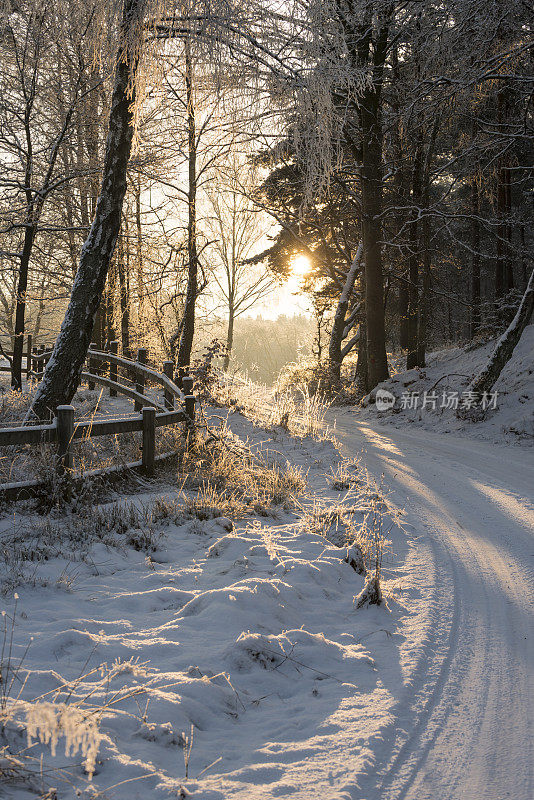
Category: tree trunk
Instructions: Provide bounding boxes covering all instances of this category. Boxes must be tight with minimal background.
[27,0,143,420]
[11,221,36,389]
[223,305,234,371]
[134,172,145,335]
[470,267,534,397]
[106,262,117,345]
[328,244,363,382]
[391,54,409,352]
[406,146,422,369]
[355,314,369,394]
[495,91,508,299]
[504,166,514,292]
[117,231,131,357]
[470,176,481,337]
[416,125,437,367]
[177,38,198,376]
[357,17,389,390]
[399,277,409,349]
[92,302,105,350]
[495,164,505,298]
[520,224,527,286]
[338,6,389,389]
[360,90,389,388]
[417,215,431,367]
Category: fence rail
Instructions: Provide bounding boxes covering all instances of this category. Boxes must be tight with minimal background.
[0,340,196,498]
[1,338,184,406]
[0,334,34,378]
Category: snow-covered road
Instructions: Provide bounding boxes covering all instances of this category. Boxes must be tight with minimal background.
[334,412,534,800]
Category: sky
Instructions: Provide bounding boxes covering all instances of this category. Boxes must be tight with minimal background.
[251,255,314,319]
[255,274,312,319]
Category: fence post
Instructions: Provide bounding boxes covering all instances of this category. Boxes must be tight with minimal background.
[31,345,37,377]
[56,405,74,474]
[109,340,118,397]
[135,348,147,412]
[142,406,156,476]
[182,375,195,435]
[88,342,96,390]
[163,360,174,409]
[175,365,186,390]
[25,334,32,380]
[38,345,45,379]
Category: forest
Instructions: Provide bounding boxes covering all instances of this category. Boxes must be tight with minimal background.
[0,0,531,406]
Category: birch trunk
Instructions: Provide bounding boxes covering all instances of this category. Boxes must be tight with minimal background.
[27,0,144,421]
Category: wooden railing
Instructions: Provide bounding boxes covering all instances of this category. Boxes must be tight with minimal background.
[0,334,34,378]
[0,342,196,499]
[1,338,181,409]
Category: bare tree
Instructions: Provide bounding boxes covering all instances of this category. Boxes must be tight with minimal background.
[205,160,274,369]
[328,243,363,382]
[0,0,104,388]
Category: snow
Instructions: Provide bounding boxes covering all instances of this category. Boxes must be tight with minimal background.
[339,243,363,304]
[331,415,534,800]
[1,330,532,798]
[359,323,534,445]
[0,411,427,799]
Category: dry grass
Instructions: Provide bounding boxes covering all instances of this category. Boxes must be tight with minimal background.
[0,382,38,424]
[216,373,332,440]
[179,422,306,514]
[275,354,364,404]
[0,601,170,796]
[0,422,307,593]
[0,367,329,491]
[299,465,397,606]
[300,495,364,548]
[328,459,362,490]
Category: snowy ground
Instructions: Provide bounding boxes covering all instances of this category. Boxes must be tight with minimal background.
[357,323,534,445]
[0,410,429,800]
[331,416,534,800]
[1,328,532,799]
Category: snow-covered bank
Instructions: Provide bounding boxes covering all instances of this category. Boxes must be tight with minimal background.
[358,323,534,445]
[0,413,430,799]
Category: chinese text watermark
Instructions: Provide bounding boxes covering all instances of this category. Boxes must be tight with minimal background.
[375,388,498,413]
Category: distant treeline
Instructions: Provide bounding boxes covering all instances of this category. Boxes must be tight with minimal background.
[195,314,315,385]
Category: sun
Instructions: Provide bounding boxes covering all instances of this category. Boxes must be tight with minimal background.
[291,254,311,277]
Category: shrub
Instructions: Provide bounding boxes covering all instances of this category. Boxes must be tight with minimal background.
[189,339,229,402]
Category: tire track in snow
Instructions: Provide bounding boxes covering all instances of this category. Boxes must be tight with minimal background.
[333,416,534,800]
[353,459,463,799]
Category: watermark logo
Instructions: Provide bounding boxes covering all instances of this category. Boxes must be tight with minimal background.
[399,390,498,411]
[376,389,396,412]
[374,389,499,412]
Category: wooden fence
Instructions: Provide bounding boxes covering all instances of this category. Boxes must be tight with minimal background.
[0,334,34,378]
[0,340,196,499]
